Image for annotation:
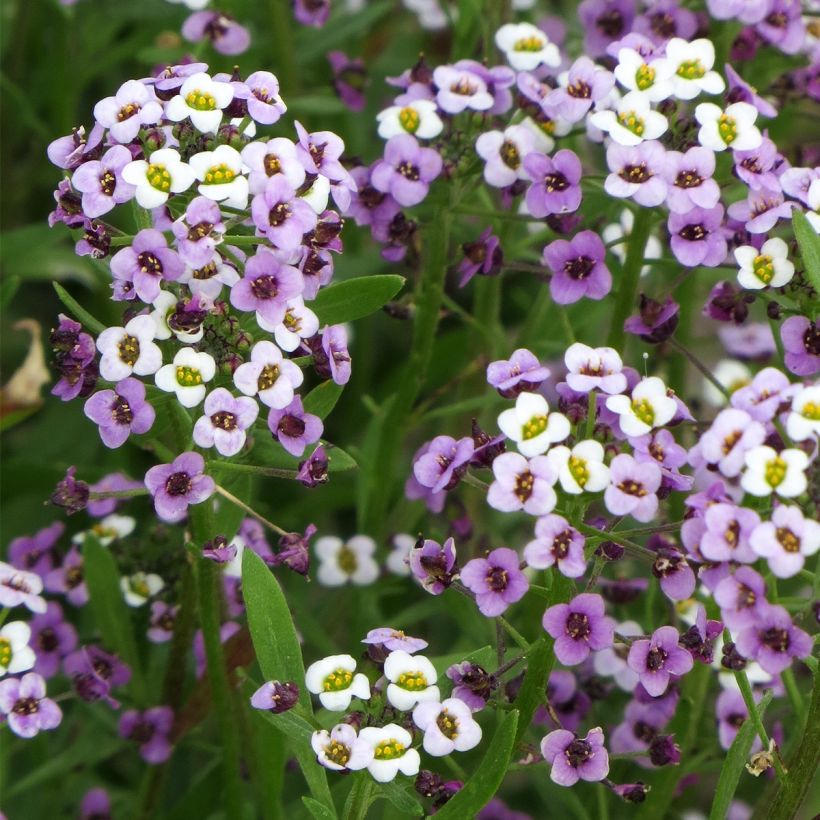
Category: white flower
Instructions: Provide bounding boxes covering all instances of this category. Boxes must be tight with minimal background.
[257,297,320,352]
[613,48,674,102]
[601,209,662,276]
[653,38,725,101]
[188,145,249,209]
[805,178,820,232]
[97,315,162,382]
[695,102,762,152]
[233,340,304,409]
[412,697,482,756]
[149,291,205,343]
[305,654,371,711]
[164,71,234,133]
[72,514,136,547]
[384,650,440,711]
[300,173,331,214]
[588,91,668,146]
[703,360,751,407]
[359,724,420,782]
[735,237,794,290]
[0,564,46,614]
[495,22,561,71]
[475,125,537,188]
[154,347,216,407]
[377,100,443,140]
[606,377,677,437]
[386,533,414,577]
[311,724,374,771]
[786,385,820,442]
[741,446,809,498]
[0,622,35,677]
[120,572,164,607]
[497,392,571,457]
[315,536,380,587]
[122,148,196,209]
[564,342,627,395]
[547,440,610,494]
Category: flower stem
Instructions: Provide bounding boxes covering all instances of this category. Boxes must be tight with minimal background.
[214,484,287,537]
[607,208,653,349]
[667,337,729,399]
[733,669,787,781]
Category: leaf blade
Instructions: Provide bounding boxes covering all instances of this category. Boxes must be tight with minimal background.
[310,275,405,326]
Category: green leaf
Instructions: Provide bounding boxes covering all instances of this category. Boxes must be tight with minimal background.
[242,550,336,816]
[513,637,553,743]
[53,282,106,335]
[303,797,337,820]
[431,645,494,677]
[708,691,772,820]
[310,275,405,326]
[1,224,99,287]
[295,1,392,61]
[376,781,424,816]
[434,710,520,819]
[792,208,820,293]
[0,274,20,309]
[453,0,482,58]
[212,471,251,543]
[303,380,344,420]
[82,535,146,703]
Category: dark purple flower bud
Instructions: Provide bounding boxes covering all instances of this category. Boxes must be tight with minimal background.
[297,445,329,487]
[648,734,680,766]
[446,662,498,710]
[415,770,445,800]
[613,782,650,803]
[721,641,748,671]
[599,577,648,605]
[458,227,503,287]
[596,540,625,561]
[703,281,754,324]
[76,219,111,259]
[202,535,237,564]
[470,419,506,467]
[51,467,89,514]
[624,294,680,344]
[272,524,316,576]
[250,680,300,713]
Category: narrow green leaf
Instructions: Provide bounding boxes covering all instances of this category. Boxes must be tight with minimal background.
[52,282,106,335]
[0,274,20,309]
[434,710,520,819]
[303,380,344,420]
[792,208,820,293]
[295,1,392,61]
[513,637,553,743]
[82,535,146,703]
[708,691,772,820]
[303,796,337,820]
[310,275,405,326]
[376,781,424,816]
[431,645,494,677]
[342,775,376,820]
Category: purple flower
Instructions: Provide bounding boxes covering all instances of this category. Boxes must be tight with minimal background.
[71,145,135,218]
[409,537,457,595]
[713,567,768,630]
[144,451,215,524]
[651,549,696,602]
[460,548,528,617]
[363,628,428,654]
[93,80,162,144]
[627,626,693,696]
[413,435,475,493]
[733,137,782,191]
[0,672,62,738]
[543,593,615,665]
[446,662,497,711]
[730,367,794,422]
[47,124,104,170]
[294,0,330,26]
[605,141,667,206]
[716,689,755,750]
[83,377,155,448]
[604,455,662,523]
[486,349,550,398]
[296,447,329,488]
[182,12,250,56]
[50,314,98,402]
[736,604,812,674]
[109,228,183,304]
[552,239,613,314]
[750,504,820,578]
[119,706,174,764]
[45,546,88,607]
[171,197,225,269]
[524,150,583,217]
[487,452,557,516]
[728,187,792,234]
[541,727,610,786]
[8,522,64,578]
[147,601,178,643]
[524,514,587,578]
[371,135,442,208]
[80,788,111,820]
[624,294,680,344]
[663,147,720,214]
[87,472,143,517]
[50,466,90,515]
[271,525,315,577]
[48,178,85,228]
[251,177,317,250]
[679,604,722,664]
[267,395,323,457]
[29,602,78,678]
[320,325,352,385]
[328,51,367,112]
[230,248,304,326]
[668,205,728,267]
[192,387,259,457]
[579,0,635,56]
[698,408,766,478]
[547,57,615,123]
[236,71,286,124]
[700,503,760,563]
[634,0,697,43]
[780,316,820,376]
[432,64,494,113]
[458,228,503,287]
[250,680,300,713]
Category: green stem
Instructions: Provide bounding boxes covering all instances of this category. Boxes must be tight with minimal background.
[572,520,655,561]
[497,616,529,650]
[668,337,729,399]
[733,669,786,781]
[88,487,149,500]
[343,776,375,820]
[585,389,597,439]
[162,563,196,710]
[269,0,297,94]
[607,208,653,349]
[780,667,804,721]
[209,461,298,480]
[214,484,287,537]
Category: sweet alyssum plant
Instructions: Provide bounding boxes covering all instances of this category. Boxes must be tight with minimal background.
[2,1,819,819]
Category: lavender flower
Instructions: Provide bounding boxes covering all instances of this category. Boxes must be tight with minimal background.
[524,514,587,579]
[413,435,475,493]
[458,228,503,287]
[486,349,550,399]
[8,522,63,578]
[446,662,497,711]
[487,452,557,516]
[119,707,174,764]
[144,451,215,523]
[735,604,812,674]
[780,316,820,377]
[230,248,304,326]
[192,387,259,457]
[93,80,162,143]
[267,396,323,457]
[363,628,428,654]
[0,672,62,738]
[605,141,667,207]
[541,727,610,786]
[713,567,768,630]
[750,505,820,578]
[29,602,78,678]
[543,593,615,665]
[604,454,662,523]
[460,548,528,617]
[663,147,721,214]
[542,231,612,305]
[409,537,458,595]
[668,205,728,268]
[371,135,442,207]
[627,626,693,696]
[0,563,47,613]
[329,51,367,112]
[524,149,583,217]
[84,378,155,448]
[250,177,317,250]
[250,680,300,713]
[71,145,136,218]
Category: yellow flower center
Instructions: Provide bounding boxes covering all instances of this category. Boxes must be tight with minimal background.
[569,455,589,488]
[337,545,358,575]
[324,740,350,766]
[801,401,820,420]
[522,415,548,440]
[176,365,203,386]
[776,527,800,553]
[0,638,11,668]
[185,90,217,111]
[147,163,172,192]
[677,59,706,80]
[130,577,150,598]
[764,456,787,488]
[631,398,655,426]
[118,334,141,366]
[636,64,656,90]
[203,163,236,185]
[513,35,545,52]
[396,671,428,691]
[436,709,459,739]
[752,254,774,284]
[374,739,406,760]
[398,107,421,134]
[323,668,353,692]
[257,364,280,391]
[617,111,645,136]
[718,114,737,145]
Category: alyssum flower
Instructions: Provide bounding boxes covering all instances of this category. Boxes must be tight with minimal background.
[305,654,370,711]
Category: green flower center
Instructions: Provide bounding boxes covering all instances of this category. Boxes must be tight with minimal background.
[636,64,656,90]
[257,364,280,391]
[764,456,787,488]
[324,740,350,766]
[374,739,406,760]
[118,334,140,366]
[91,523,118,540]
[718,114,737,145]
[147,163,172,193]
[513,35,544,52]
[185,90,217,111]
[396,671,428,691]
[617,111,645,136]
[337,545,358,575]
[436,709,459,740]
[176,365,203,386]
[129,577,150,599]
[631,398,655,426]
[203,163,236,185]
[522,415,548,440]
[569,455,589,488]
[398,107,420,134]
[752,254,774,284]
[676,59,706,80]
[801,401,820,420]
[323,668,353,692]
[0,638,12,668]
